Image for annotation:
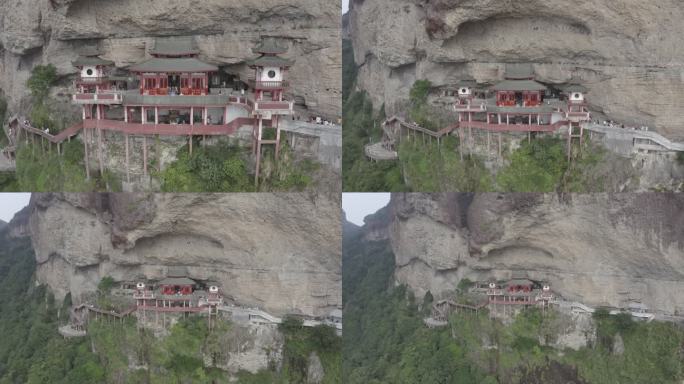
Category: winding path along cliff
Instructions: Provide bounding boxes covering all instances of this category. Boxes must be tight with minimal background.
[372,193,684,316]
[0,0,341,117]
[349,0,684,139]
[29,193,341,318]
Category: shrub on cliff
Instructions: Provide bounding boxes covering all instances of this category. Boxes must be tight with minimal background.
[27,65,57,102]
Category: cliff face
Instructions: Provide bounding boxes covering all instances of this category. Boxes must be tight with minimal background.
[0,0,341,117]
[381,193,684,315]
[29,193,341,317]
[7,205,30,238]
[349,0,684,139]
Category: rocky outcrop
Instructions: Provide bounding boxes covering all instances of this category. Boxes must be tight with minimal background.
[383,193,684,315]
[28,193,341,317]
[349,0,684,139]
[0,0,341,118]
[7,205,30,238]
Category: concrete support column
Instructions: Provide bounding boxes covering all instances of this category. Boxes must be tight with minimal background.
[155,107,159,125]
[124,107,128,123]
[142,107,146,124]
[203,108,208,125]
[190,107,194,126]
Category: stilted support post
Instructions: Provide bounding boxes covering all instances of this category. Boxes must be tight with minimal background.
[97,128,104,177]
[275,115,281,158]
[255,117,263,186]
[83,129,90,179]
[498,133,502,158]
[125,134,130,183]
[142,136,148,176]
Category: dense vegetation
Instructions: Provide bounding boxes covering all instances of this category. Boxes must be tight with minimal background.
[342,76,613,192]
[14,140,96,192]
[0,225,339,383]
[159,139,314,192]
[342,226,684,384]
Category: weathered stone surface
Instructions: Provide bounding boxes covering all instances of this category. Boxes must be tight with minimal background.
[0,0,341,118]
[349,0,684,139]
[306,352,325,384]
[383,193,684,315]
[29,192,341,318]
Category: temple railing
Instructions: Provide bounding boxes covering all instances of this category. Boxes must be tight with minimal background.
[72,92,123,104]
[248,79,289,89]
[253,99,293,114]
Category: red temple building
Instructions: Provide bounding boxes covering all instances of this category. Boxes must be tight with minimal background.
[71,36,294,184]
[133,267,223,314]
[453,64,591,133]
[486,277,554,311]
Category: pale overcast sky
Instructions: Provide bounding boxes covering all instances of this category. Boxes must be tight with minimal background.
[0,193,30,222]
[342,0,349,13]
[342,193,390,226]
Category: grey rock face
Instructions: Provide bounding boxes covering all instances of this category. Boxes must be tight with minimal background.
[28,193,341,318]
[386,193,684,315]
[0,0,341,118]
[349,0,684,139]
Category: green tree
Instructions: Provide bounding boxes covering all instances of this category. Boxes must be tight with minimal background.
[26,65,57,102]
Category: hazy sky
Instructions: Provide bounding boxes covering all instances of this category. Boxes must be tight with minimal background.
[0,193,30,222]
[342,0,349,13]
[342,193,390,226]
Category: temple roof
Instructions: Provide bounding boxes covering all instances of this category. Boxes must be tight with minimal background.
[72,56,114,67]
[564,84,588,93]
[158,276,196,286]
[128,57,218,73]
[247,55,294,68]
[252,38,288,55]
[504,63,535,80]
[492,79,547,92]
[507,278,534,286]
[149,36,200,56]
[456,80,477,88]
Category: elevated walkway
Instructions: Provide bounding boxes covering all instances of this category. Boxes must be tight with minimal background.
[364,142,398,161]
[583,123,684,154]
[58,324,87,338]
[367,115,565,161]
[217,305,342,331]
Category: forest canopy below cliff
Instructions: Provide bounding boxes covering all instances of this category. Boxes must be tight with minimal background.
[342,224,684,384]
[0,226,340,383]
